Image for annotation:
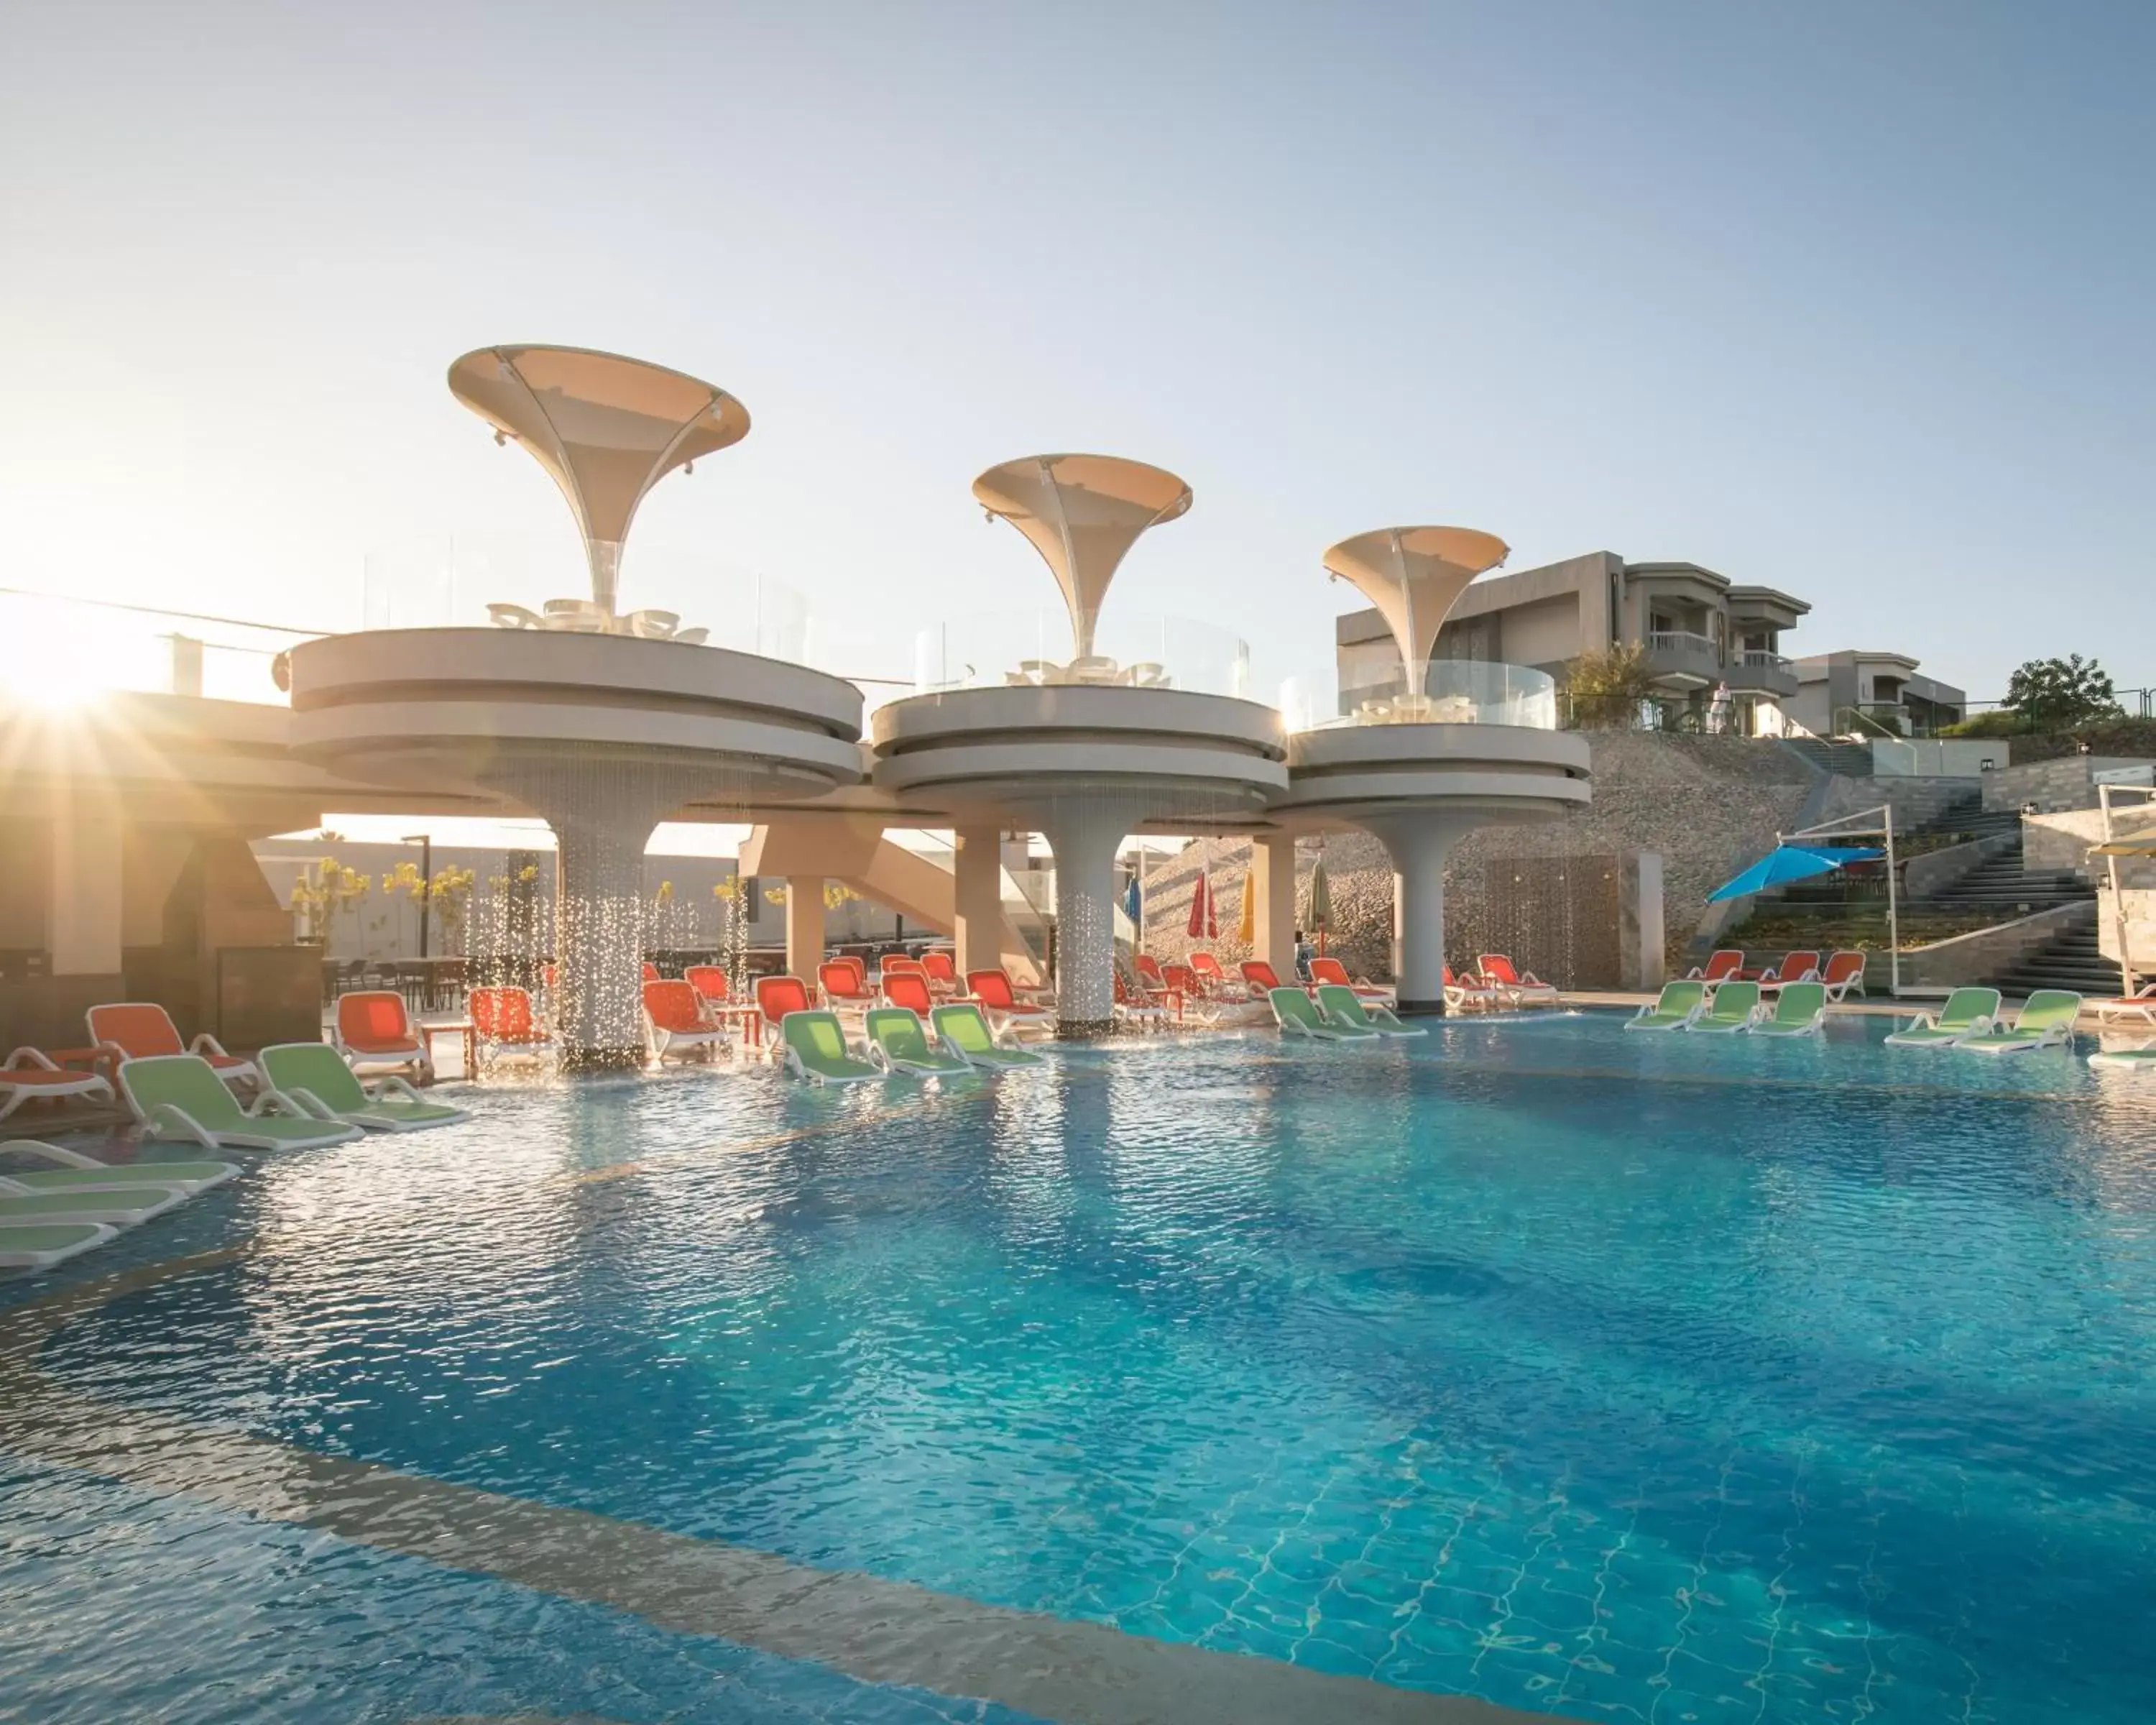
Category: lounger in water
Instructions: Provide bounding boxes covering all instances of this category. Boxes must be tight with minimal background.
[0,1180,190,1228]
[1884,988,2001,1049]
[0,1222,116,1272]
[1271,987,1376,1041]
[1626,981,1706,1032]
[1750,980,1828,1039]
[781,1011,885,1085]
[864,1007,968,1075]
[260,1043,469,1131]
[1956,990,2083,1054]
[1687,981,1764,1034]
[120,1055,362,1151]
[931,1003,1045,1068]
[2089,1046,2156,1073]
[0,1140,237,1196]
[1315,984,1425,1038]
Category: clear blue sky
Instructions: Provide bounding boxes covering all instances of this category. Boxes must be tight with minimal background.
[4,1,2149,703]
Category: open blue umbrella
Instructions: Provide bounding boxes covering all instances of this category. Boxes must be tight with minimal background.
[1708,845,1884,902]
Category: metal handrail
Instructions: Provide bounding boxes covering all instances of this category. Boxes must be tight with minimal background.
[1646,629,1718,655]
[1738,649,1792,670]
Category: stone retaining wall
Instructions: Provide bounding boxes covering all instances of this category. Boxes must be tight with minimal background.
[1979,755,2155,814]
[1898,900,2095,992]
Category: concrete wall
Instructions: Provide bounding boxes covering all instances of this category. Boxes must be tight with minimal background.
[1980,756,2156,814]
[1899,901,2095,993]
[2022,808,2156,886]
[1811,774,1979,833]
[1904,832,2020,901]
[1496,592,1584,671]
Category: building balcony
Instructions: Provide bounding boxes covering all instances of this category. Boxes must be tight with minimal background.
[1641,629,1723,689]
[1723,648,1797,698]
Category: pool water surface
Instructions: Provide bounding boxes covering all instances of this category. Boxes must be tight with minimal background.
[4,1011,2155,1722]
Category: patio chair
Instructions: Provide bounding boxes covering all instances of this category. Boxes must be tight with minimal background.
[642,961,661,982]
[2091,983,2156,1027]
[755,975,815,1059]
[119,1054,361,1151]
[1271,986,1376,1041]
[1884,988,2001,1048]
[469,985,554,1064]
[0,1221,116,1272]
[1685,950,1744,986]
[1113,972,1172,1029]
[88,1002,258,1092]
[2088,1044,2156,1073]
[684,965,732,1008]
[333,991,432,1082]
[0,1164,193,1229]
[0,1047,115,1125]
[1818,950,1868,1003]
[1760,951,1821,994]
[1476,955,1558,1006]
[260,1043,469,1131]
[1314,984,1424,1038]
[819,960,875,1013]
[1189,952,1229,993]
[882,972,936,1017]
[0,1139,237,1197]
[931,1003,1045,1069]
[864,1006,969,1075]
[918,950,961,994]
[1689,980,1764,1034]
[1626,981,1708,1031]
[967,969,1056,1035]
[1309,956,1392,1001]
[1443,965,1502,1013]
[1750,981,1828,1038]
[1240,959,1286,998]
[1955,990,2083,1055]
[780,1010,885,1085]
[644,980,729,1062]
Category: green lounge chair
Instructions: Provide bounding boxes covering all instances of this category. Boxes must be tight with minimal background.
[260,1043,469,1131]
[1687,981,1763,1034]
[1626,981,1705,1031]
[864,1008,969,1075]
[119,1054,362,1151]
[1271,986,1375,1040]
[0,1180,189,1228]
[0,1140,237,1196]
[0,1221,115,1272]
[2089,1045,2156,1073]
[931,1003,1045,1069]
[1750,980,1828,1039]
[1957,990,2083,1054]
[1314,983,1425,1038]
[780,1011,886,1085]
[1884,988,2000,1048]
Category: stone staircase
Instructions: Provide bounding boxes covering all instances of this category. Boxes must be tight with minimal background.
[1915,832,2095,917]
[1782,737,1877,778]
[1992,920,2123,1000]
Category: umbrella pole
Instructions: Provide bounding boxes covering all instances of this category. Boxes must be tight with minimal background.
[1886,804,1900,998]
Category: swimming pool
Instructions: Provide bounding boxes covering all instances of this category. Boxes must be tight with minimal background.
[5,1013,2155,1723]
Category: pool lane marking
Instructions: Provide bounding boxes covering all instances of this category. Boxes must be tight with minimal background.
[0,1248,1533,1725]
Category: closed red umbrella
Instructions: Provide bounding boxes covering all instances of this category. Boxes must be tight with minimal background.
[1187,865,1218,942]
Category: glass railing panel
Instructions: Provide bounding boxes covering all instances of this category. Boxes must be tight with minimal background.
[1279,661,1559,732]
[912,610,1250,701]
[0,589,313,707]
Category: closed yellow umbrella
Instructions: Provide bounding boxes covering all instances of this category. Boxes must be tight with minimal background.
[1236,865,1256,945]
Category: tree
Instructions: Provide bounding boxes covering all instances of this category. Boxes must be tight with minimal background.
[1563,643,1659,730]
[2004,654,2120,731]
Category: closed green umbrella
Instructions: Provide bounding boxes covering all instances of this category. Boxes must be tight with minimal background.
[1304,857,1333,957]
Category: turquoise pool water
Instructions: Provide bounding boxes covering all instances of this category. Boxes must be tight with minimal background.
[5,1013,2155,1722]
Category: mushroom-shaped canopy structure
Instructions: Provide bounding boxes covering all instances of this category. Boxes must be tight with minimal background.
[1322,526,1510,686]
[972,454,1192,659]
[448,344,751,612]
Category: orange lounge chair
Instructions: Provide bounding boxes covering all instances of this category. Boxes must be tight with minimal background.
[1135,954,1167,988]
[1476,955,1557,1006]
[1685,950,1744,987]
[1761,950,1821,993]
[1309,957,1391,1002]
[1189,952,1228,993]
[1114,972,1171,1027]
[755,975,814,1037]
[88,1003,259,1092]
[0,1048,116,1124]
[1444,965,1501,1012]
[880,955,928,983]
[1818,950,1868,1003]
[684,965,731,1007]
[967,969,1055,1034]
[469,985,553,1064]
[1240,959,1286,998]
[2092,983,2156,1026]
[918,950,960,993]
[643,980,727,1062]
[819,960,875,1011]
[333,990,432,1082]
[882,972,936,1017]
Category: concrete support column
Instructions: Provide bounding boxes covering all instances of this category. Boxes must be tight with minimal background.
[785,878,825,983]
[49,805,124,977]
[551,810,655,1069]
[1251,832,1297,972]
[1362,812,1470,1016]
[1039,806,1127,1037]
[952,827,1003,978]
